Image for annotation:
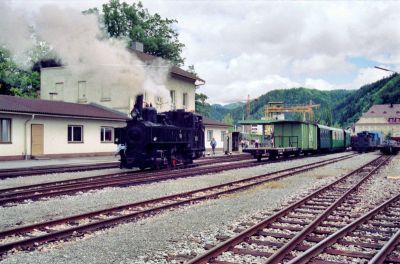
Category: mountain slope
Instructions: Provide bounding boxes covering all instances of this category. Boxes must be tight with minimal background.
[205,73,400,127]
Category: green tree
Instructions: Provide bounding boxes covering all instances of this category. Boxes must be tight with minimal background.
[195,93,210,116]
[0,48,40,97]
[223,113,234,132]
[100,0,185,66]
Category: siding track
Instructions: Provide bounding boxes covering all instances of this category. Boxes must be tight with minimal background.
[0,154,354,257]
[188,155,391,264]
[0,154,350,206]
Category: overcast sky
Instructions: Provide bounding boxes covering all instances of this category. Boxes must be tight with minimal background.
[10,0,400,104]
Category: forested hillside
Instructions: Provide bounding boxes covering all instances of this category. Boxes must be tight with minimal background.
[202,74,400,127]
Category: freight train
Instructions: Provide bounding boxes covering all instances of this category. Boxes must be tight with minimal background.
[114,95,205,170]
[243,120,351,161]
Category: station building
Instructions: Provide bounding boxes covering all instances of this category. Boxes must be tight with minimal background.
[0,44,230,160]
[40,45,204,115]
[0,95,126,161]
[202,117,231,151]
[354,104,400,139]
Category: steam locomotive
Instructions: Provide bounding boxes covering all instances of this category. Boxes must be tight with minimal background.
[114,95,205,170]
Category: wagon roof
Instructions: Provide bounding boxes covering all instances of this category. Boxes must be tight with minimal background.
[317,124,345,131]
[238,119,313,125]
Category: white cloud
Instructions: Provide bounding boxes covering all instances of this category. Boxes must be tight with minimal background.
[304,78,334,91]
[341,67,393,90]
[142,1,400,103]
[8,0,400,104]
[199,74,300,104]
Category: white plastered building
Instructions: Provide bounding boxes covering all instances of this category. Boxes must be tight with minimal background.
[0,95,127,161]
[40,48,204,116]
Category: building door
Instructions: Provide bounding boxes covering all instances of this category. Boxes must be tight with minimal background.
[31,124,44,156]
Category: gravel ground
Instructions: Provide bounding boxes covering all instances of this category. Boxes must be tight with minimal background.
[0,154,236,189]
[0,168,124,190]
[0,152,355,230]
[0,152,379,263]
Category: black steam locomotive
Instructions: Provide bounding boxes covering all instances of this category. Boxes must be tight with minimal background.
[114,95,205,170]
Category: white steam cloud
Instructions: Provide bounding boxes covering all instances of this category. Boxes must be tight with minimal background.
[0,2,170,102]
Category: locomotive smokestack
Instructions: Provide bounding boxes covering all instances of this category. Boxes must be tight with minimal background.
[130,94,144,119]
[135,94,143,112]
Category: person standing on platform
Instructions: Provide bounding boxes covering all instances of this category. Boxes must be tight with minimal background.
[210,138,217,155]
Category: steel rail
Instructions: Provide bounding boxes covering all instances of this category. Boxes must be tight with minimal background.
[188,155,386,264]
[0,159,259,205]
[369,229,400,264]
[264,155,391,263]
[0,154,249,179]
[0,162,119,179]
[0,154,354,206]
[289,193,400,264]
[0,155,252,194]
[0,154,355,256]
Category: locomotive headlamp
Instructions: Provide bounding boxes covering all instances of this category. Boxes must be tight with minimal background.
[153,137,158,141]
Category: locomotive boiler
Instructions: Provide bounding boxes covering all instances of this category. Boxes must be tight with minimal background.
[114,95,205,170]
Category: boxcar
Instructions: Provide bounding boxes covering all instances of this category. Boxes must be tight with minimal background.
[273,121,318,152]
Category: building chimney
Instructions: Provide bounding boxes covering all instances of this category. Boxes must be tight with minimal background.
[131,41,144,52]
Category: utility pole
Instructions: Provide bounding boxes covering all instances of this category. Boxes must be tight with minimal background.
[374,66,398,74]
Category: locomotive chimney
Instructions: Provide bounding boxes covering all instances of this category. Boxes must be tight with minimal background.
[130,94,144,119]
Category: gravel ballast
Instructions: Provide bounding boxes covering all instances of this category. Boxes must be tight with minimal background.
[0,152,381,263]
[0,152,357,230]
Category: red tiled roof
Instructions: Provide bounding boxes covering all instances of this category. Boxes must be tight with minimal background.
[0,95,128,121]
[202,116,231,127]
[132,50,205,84]
[362,104,400,118]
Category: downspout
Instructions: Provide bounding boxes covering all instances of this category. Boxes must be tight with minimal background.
[24,114,35,160]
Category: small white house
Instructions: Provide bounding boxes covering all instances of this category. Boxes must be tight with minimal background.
[203,117,231,151]
[0,95,127,160]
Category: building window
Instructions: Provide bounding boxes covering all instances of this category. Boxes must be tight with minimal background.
[221,131,226,141]
[55,82,64,99]
[0,118,11,143]
[170,90,176,107]
[78,81,87,101]
[207,130,213,141]
[183,93,188,108]
[68,125,83,143]
[101,127,113,142]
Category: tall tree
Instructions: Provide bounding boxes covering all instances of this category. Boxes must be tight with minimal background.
[195,92,210,116]
[100,0,185,66]
[0,48,40,97]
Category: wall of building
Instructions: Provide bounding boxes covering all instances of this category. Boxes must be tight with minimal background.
[0,113,125,160]
[204,126,229,151]
[41,67,196,115]
[355,116,400,137]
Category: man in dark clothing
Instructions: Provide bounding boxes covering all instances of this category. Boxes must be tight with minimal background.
[210,138,217,155]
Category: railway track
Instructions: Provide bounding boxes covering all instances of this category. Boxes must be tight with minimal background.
[289,193,400,264]
[0,155,257,206]
[0,153,355,257]
[0,154,249,179]
[0,153,352,207]
[0,162,119,179]
[188,155,391,264]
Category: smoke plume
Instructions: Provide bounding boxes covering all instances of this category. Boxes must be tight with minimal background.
[0,2,171,103]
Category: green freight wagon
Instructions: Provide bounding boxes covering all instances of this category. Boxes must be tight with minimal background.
[273,121,318,152]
